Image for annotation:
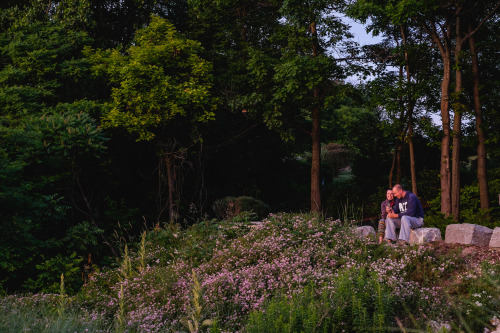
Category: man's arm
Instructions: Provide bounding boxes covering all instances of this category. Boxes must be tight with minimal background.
[392,199,400,214]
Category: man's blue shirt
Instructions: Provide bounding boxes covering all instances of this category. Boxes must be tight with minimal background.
[393,191,425,219]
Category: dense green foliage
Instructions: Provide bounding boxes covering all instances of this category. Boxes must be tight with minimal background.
[87,15,217,142]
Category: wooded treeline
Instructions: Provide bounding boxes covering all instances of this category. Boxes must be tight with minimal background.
[1,0,500,293]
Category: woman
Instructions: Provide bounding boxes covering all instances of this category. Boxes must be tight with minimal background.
[377,189,395,244]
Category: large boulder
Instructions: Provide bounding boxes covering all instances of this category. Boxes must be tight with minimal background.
[409,228,442,244]
[445,223,493,247]
[355,226,375,238]
[490,227,500,249]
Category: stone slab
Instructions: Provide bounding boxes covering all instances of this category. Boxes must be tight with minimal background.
[409,228,442,244]
[445,223,493,247]
[489,227,500,248]
[355,226,375,238]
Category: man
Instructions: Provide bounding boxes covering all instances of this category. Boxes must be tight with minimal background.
[377,189,395,244]
[385,184,424,245]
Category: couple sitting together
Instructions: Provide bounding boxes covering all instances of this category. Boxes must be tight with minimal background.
[377,184,425,245]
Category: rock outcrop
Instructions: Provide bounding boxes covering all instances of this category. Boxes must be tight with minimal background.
[355,226,376,238]
[445,223,493,247]
[409,228,442,244]
[489,227,500,249]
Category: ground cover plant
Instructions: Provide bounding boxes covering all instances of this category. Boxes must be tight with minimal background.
[1,213,500,332]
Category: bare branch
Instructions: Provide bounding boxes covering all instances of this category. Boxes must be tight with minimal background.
[462,1,500,42]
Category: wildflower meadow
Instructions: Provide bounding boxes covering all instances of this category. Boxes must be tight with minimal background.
[1,213,500,332]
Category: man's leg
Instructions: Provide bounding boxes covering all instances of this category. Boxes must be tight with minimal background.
[399,216,424,242]
[384,217,401,241]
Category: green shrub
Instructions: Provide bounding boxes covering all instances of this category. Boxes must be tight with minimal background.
[177,219,226,265]
[330,268,399,332]
[427,176,500,229]
[22,252,83,295]
[246,285,333,333]
[246,268,400,333]
[212,196,270,221]
[424,212,455,235]
[460,181,500,229]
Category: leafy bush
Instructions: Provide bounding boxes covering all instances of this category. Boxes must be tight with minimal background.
[460,180,500,229]
[427,176,500,229]
[247,268,402,332]
[246,285,334,332]
[424,211,455,235]
[212,196,270,221]
[22,252,83,295]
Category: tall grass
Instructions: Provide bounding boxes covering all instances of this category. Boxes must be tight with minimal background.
[0,295,109,333]
[339,199,364,226]
[247,269,399,333]
[181,270,215,332]
[246,285,333,332]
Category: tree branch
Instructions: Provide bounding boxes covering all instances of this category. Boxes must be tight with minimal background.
[462,1,500,42]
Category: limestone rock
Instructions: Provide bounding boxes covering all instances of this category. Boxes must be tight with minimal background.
[355,226,375,238]
[409,228,442,244]
[489,227,500,248]
[445,223,493,247]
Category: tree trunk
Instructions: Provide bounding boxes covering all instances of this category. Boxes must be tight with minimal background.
[310,21,321,212]
[401,24,418,197]
[408,119,418,196]
[418,0,500,217]
[451,13,464,221]
[396,62,404,186]
[468,24,490,211]
[422,21,452,217]
[311,101,321,212]
[396,142,402,184]
[157,143,180,224]
[165,154,175,222]
[440,55,452,217]
[389,141,397,188]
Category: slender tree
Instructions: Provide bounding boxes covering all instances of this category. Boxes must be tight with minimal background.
[267,0,350,212]
[191,0,352,212]
[86,16,217,222]
[449,1,499,220]
[468,22,489,211]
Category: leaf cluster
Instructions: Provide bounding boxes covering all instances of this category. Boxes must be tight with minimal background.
[86,16,217,142]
